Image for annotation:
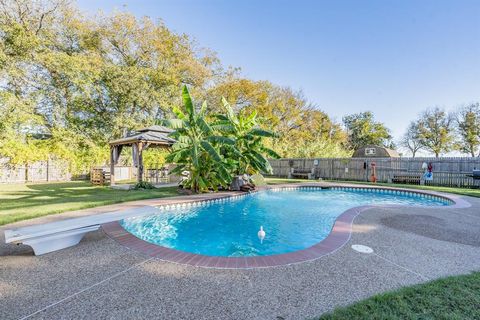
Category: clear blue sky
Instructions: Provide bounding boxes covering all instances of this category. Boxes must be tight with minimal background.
[77,0,480,142]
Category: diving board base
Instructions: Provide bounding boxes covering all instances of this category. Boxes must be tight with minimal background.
[18,225,100,255]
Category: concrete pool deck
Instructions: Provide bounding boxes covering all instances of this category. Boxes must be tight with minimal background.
[1,182,480,319]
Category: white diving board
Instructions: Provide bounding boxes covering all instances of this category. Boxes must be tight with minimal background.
[4,206,156,255]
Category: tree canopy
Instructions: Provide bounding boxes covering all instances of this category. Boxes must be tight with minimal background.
[456,103,480,157]
[342,111,393,150]
[206,78,351,158]
[0,0,354,172]
[416,107,455,158]
[0,0,223,170]
[2,0,479,171]
[400,122,422,158]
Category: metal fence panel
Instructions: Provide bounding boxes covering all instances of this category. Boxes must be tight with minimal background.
[0,159,72,183]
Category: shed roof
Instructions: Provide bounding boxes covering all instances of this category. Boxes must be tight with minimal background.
[352,145,400,158]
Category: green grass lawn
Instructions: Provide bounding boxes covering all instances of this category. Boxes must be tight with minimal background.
[264,177,308,185]
[0,181,179,226]
[318,272,480,320]
[265,177,480,198]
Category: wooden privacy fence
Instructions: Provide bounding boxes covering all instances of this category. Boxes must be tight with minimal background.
[269,157,480,188]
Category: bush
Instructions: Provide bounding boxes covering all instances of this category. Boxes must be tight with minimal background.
[133,181,155,190]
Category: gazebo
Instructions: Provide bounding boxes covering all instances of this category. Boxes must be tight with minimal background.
[108,125,176,185]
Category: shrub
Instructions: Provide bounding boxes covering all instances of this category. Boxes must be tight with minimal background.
[133,181,155,190]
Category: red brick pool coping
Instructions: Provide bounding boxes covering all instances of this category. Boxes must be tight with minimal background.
[102,183,471,269]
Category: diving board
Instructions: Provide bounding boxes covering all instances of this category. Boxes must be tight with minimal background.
[4,206,156,255]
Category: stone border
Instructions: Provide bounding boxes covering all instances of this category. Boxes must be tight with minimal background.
[102,183,471,269]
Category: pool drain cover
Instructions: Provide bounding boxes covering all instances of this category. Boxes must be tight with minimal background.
[351,244,374,254]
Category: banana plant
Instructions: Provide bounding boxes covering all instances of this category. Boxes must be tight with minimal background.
[165,86,234,192]
[213,98,280,175]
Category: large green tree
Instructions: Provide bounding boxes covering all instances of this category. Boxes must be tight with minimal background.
[416,107,455,157]
[0,0,221,173]
[206,78,350,158]
[400,121,423,157]
[456,103,480,157]
[342,111,393,150]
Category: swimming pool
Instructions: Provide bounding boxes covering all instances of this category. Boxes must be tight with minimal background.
[120,187,452,258]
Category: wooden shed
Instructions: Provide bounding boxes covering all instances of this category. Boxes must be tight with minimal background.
[352,145,400,158]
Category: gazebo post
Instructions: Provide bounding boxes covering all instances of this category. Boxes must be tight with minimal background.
[137,142,144,183]
[110,146,115,186]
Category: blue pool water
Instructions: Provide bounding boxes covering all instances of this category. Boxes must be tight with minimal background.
[120,188,451,257]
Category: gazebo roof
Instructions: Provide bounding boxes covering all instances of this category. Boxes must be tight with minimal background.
[137,125,173,134]
[109,125,176,146]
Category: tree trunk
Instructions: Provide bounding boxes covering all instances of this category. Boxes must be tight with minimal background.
[194,179,199,193]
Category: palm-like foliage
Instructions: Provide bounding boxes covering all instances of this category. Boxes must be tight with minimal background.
[164,86,279,193]
[165,86,234,192]
[213,98,280,175]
